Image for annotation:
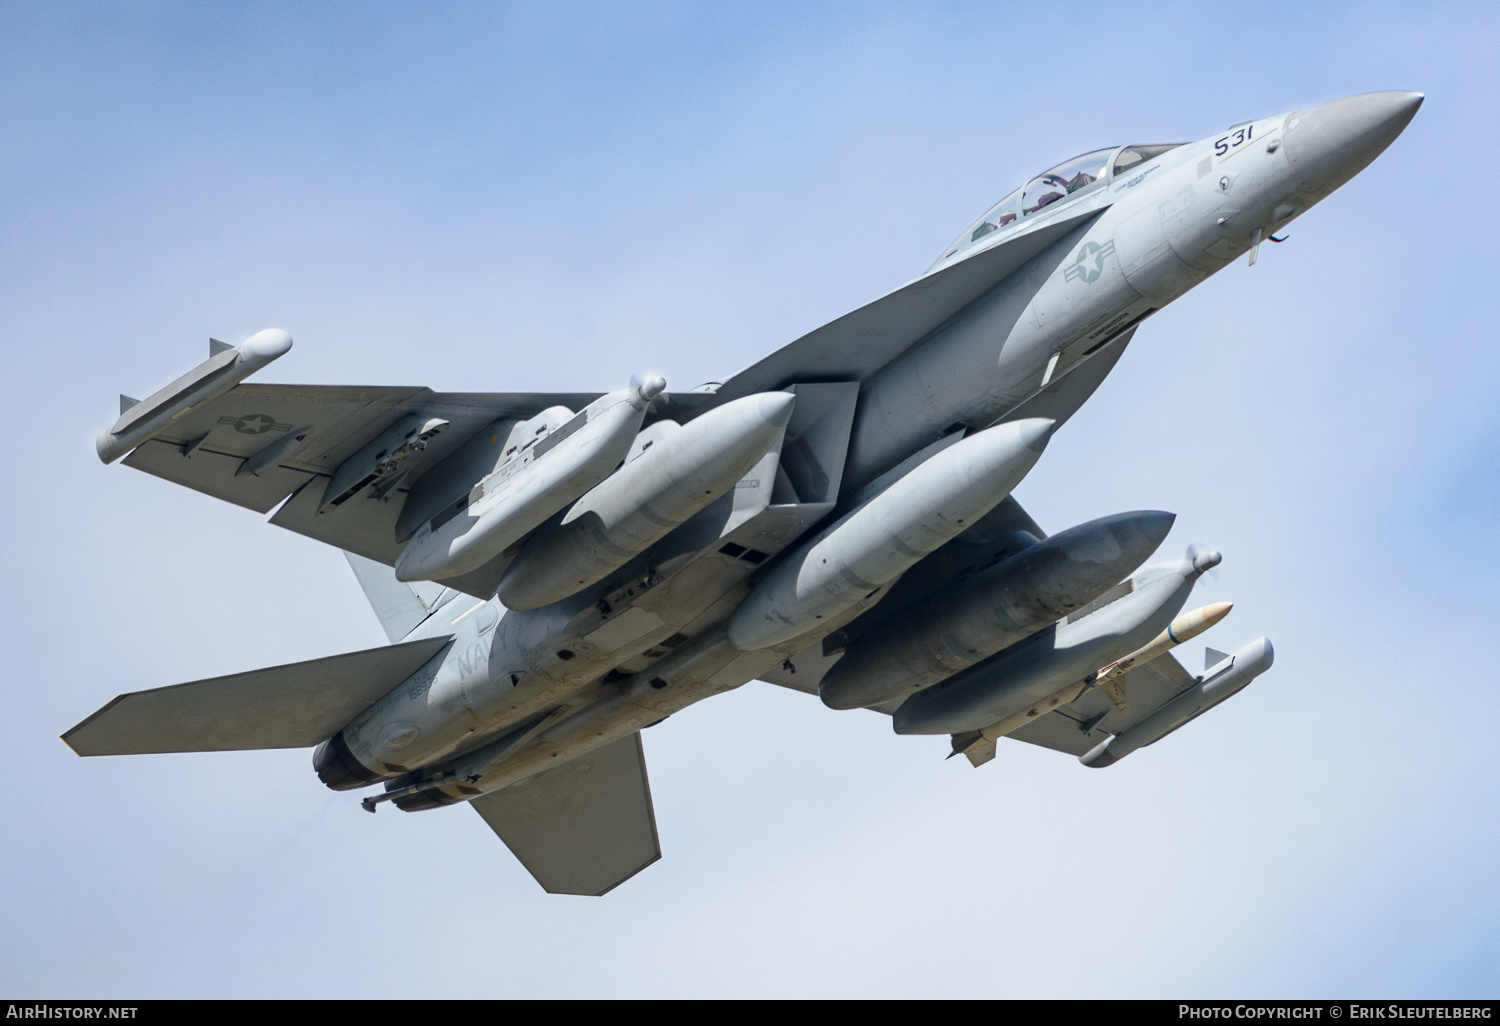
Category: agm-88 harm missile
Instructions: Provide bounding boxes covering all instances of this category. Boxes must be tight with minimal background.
[394,372,667,582]
[728,417,1055,651]
[1079,636,1274,768]
[956,601,1234,754]
[497,391,797,610]
[817,510,1176,710]
[892,545,1221,735]
[1091,600,1233,713]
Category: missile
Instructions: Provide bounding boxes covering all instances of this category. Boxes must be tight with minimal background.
[1092,600,1233,711]
[893,546,1221,735]
[817,510,1175,710]
[956,602,1234,757]
[1079,636,1274,768]
[728,417,1055,652]
[96,329,294,464]
[497,391,796,610]
[394,372,667,582]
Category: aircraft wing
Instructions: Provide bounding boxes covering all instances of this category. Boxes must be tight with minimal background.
[470,731,661,896]
[715,203,1107,399]
[62,635,452,755]
[119,381,602,565]
[106,192,1111,592]
[1005,650,1199,757]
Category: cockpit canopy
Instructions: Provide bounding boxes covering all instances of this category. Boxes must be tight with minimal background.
[934,143,1184,268]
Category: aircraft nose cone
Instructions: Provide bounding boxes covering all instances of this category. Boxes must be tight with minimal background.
[1283,90,1423,197]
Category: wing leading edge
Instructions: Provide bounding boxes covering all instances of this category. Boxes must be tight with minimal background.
[715,201,1109,399]
[106,199,1117,595]
[63,636,452,756]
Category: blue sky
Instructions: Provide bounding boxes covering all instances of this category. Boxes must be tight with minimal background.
[2,1,1497,997]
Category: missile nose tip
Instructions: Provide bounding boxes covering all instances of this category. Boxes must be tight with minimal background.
[1204,600,1234,621]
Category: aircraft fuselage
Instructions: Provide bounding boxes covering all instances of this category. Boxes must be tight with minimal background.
[311,92,1421,809]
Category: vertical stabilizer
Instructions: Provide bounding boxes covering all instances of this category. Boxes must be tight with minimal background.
[345,551,452,642]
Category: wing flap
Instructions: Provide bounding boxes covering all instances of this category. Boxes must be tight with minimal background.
[270,466,408,564]
[124,439,316,513]
[62,635,452,755]
[471,731,661,896]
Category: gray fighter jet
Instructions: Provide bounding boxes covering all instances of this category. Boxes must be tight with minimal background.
[67,91,1420,895]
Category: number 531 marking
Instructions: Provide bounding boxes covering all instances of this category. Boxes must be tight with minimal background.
[1214,123,1255,158]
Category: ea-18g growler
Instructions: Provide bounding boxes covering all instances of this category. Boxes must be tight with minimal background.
[68,91,1420,894]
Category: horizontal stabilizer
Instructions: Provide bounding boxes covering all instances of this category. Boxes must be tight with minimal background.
[471,731,661,896]
[63,635,451,756]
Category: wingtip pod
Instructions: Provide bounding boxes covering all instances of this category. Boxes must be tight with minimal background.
[239,327,294,365]
[96,328,295,464]
[1080,635,1273,768]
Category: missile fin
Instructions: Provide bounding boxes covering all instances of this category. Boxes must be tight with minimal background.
[208,338,233,357]
[967,738,997,767]
[1205,647,1229,670]
[947,730,980,759]
[947,730,997,767]
[1101,672,1130,716]
[119,395,139,415]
